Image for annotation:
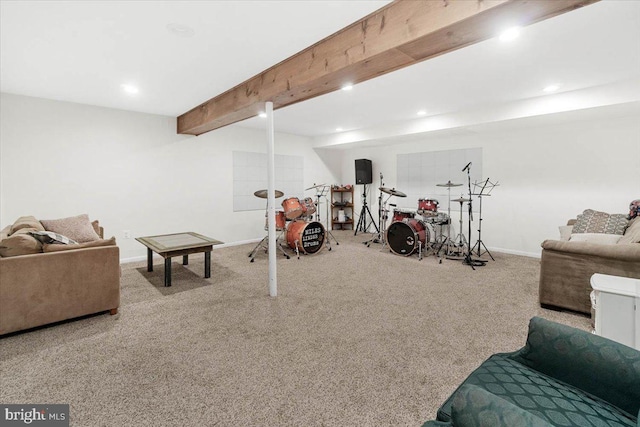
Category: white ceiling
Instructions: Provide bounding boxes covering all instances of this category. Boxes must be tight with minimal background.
[2,0,640,141]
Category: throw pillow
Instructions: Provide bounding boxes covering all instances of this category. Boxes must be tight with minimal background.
[569,233,622,245]
[572,209,628,235]
[29,231,78,245]
[40,214,100,243]
[618,217,640,244]
[558,225,573,241]
[9,215,45,235]
[0,232,43,257]
[43,236,116,252]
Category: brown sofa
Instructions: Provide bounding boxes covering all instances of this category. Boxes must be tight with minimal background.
[539,215,640,315]
[0,215,120,335]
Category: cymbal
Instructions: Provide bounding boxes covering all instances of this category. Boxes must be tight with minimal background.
[379,187,407,197]
[451,197,471,203]
[437,181,463,187]
[253,189,284,199]
[305,183,326,190]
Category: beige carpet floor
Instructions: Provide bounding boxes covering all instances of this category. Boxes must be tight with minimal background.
[0,230,590,426]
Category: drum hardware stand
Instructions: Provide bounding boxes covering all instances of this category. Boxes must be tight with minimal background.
[471,178,498,261]
[461,162,486,270]
[249,189,290,262]
[309,183,338,248]
[355,183,378,236]
[447,197,469,260]
[248,230,290,262]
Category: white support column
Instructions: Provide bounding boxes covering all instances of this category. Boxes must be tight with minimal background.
[266,102,277,297]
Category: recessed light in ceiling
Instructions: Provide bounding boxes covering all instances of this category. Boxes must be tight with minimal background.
[499,26,521,42]
[543,84,560,93]
[120,84,139,95]
[335,127,343,132]
[258,112,267,118]
[166,23,195,38]
[341,84,353,91]
[417,110,427,116]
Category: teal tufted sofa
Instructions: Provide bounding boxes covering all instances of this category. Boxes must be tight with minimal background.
[422,317,640,427]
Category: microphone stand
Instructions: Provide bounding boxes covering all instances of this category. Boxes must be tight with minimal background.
[462,163,486,270]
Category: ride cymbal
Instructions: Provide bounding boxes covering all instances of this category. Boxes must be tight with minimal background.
[437,181,463,187]
[305,183,326,190]
[253,189,284,199]
[379,187,407,197]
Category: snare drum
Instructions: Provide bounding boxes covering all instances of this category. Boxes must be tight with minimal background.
[386,219,430,256]
[393,209,415,222]
[265,210,286,230]
[418,198,439,216]
[282,197,303,219]
[286,220,325,254]
[299,197,316,217]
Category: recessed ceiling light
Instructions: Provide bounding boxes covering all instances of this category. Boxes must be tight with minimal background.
[543,84,560,93]
[258,112,267,118]
[499,26,521,42]
[335,127,343,132]
[120,84,139,95]
[166,23,195,38]
[417,110,427,116]
[341,84,353,91]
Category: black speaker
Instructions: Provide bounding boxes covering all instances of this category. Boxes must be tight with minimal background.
[355,159,372,184]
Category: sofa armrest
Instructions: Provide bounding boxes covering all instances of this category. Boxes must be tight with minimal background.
[541,239,640,261]
[0,245,120,335]
[449,385,553,427]
[509,317,640,418]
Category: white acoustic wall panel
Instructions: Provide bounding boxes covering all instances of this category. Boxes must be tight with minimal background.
[396,148,483,213]
[233,151,304,212]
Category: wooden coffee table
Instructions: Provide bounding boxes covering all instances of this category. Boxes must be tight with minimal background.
[136,232,223,287]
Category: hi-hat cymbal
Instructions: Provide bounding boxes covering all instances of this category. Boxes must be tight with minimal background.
[437,181,463,187]
[253,189,284,199]
[305,183,326,190]
[379,187,407,197]
[451,197,471,203]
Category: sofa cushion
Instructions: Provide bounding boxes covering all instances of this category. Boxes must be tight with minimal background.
[437,354,637,426]
[40,214,100,243]
[29,231,78,245]
[619,217,640,244]
[451,385,553,427]
[43,236,116,252]
[572,209,629,235]
[569,233,622,245]
[9,215,45,235]
[0,230,43,257]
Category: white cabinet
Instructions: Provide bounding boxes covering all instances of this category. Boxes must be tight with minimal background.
[591,273,640,350]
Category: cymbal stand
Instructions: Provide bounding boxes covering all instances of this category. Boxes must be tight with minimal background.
[314,185,339,247]
[355,183,378,236]
[462,164,486,269]
[248,202,290,262]
[365,191,392,248]
[471,178,498,260]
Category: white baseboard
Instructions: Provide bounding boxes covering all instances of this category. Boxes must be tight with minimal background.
[488,247,541,259]
[120,238,262,264]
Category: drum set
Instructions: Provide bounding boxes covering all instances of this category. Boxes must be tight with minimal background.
[369,180,478,261]
[248,185,330,262]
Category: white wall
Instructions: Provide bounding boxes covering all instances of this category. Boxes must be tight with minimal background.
[331,113,640,257]
[0,93,340,260]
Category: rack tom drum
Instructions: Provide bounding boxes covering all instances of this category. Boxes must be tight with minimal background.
[282,197,303,219]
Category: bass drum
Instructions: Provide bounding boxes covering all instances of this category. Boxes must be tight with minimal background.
[386,219,430,256]
[286,220,325,254]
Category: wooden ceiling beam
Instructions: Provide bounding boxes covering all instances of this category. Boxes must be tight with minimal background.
[177,0,598,136]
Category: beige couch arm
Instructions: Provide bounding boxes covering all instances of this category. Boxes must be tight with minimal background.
[539,240,640,314]
[0,245,120,335]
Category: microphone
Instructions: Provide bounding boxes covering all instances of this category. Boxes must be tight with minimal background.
[380,172,383,179]
[462,162,472,172]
